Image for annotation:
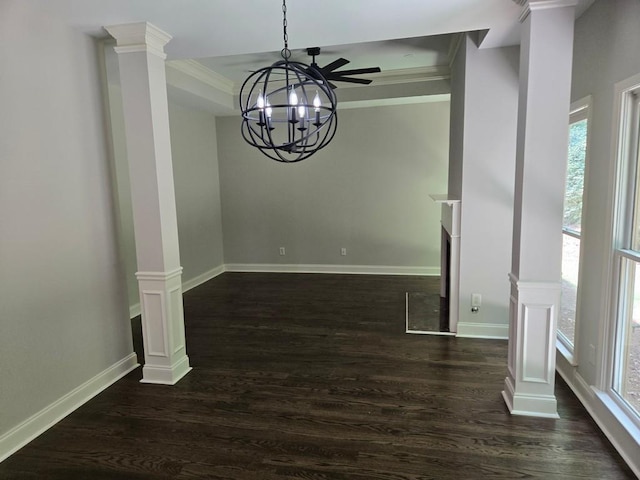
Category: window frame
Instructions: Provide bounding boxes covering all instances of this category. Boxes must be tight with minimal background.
[601,73,640,435]
[557,96,591,365]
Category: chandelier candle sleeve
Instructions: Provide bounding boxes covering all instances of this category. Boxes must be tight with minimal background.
[256,91,266,126]
[313,92,321,126]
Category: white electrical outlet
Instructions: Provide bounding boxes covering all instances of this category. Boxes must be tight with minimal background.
[471,293,482,308]
[279,247,285,256]
[341,248,347,256]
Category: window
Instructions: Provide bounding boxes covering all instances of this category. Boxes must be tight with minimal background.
[611,80,640,421]
[559,101,589,357]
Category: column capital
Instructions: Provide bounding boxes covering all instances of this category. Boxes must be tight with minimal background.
[104,22,172,58]
[513,0,579,23]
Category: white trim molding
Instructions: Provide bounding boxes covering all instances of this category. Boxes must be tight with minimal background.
[517,0,579,23]
[182,265,226,292]
[224,263,439,276]
[130,302,141,319]
[167,60,235,96]
[0,354,138,463]
[104,22,172,58]
[364,66,450,88]
[456,322,509,339]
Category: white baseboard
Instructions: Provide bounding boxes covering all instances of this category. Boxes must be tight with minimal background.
[129,264,225,319]
[129,302,141,319]
[182,265,225,292]
[224,263,440,276]
[456,322,509,339]
[0,353,138,463]
[557,369,640,478]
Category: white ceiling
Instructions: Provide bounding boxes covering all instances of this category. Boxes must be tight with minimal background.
[28,0,527,60]
[26,0,596,112]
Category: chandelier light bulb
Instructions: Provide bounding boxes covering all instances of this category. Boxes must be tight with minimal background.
[256,91,265,109]
[313,91,321,111]
[289,88,298,105]
[298,105,306,118]
[265,99,272,118]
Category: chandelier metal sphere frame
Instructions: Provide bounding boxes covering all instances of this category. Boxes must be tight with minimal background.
[239,0,338,163]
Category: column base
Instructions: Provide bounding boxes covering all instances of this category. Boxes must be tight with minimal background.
[141,356,192,385]
[504,274,561,418]
[136,267,191,386]
[502,376,559,418]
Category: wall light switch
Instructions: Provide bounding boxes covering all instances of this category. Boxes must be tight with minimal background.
[341,248,347,256]
[279,247,285,256]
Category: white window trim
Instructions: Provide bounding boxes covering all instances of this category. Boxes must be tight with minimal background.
[596,72,640,439]
[557,95,592,366]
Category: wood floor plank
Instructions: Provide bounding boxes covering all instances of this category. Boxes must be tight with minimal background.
[0,273,635,479]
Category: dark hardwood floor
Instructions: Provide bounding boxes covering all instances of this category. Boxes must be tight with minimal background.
[0,273,636,479]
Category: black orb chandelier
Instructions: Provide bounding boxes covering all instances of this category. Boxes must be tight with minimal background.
[239,0,338,163]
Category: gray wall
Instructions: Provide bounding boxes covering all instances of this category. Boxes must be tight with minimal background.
[0,2,133,433]
[571,0,640,385]
[449,36,519,334]
[104,44,224,312]
[169,103,224,281]
[216,101,450,270]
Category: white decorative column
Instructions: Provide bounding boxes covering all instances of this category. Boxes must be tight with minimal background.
[503,0,577,417]
[105,22,191,385]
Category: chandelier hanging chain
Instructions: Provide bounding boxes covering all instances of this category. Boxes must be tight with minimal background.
[281,0,291,60]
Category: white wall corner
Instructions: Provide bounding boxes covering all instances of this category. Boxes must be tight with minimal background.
[0,354,138,463]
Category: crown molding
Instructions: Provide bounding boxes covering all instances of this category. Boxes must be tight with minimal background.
[165,61,449,101]
[166,59,235,96]
[226,65,450,95]
[515,0,579,22]
[104,22,172,58]
[360,65,450,88]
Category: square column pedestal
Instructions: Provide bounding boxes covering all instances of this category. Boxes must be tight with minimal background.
[502,274,561,418]
[137,268,192,384]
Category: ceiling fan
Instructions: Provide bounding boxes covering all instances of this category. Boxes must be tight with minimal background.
[305,47,381,89]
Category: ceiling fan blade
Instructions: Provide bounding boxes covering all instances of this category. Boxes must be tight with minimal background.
[331,67,381,76]
[328,80,338,89]
[331,77,373,85]
[320,58,350,73]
